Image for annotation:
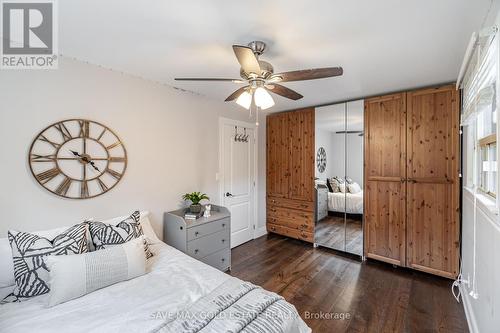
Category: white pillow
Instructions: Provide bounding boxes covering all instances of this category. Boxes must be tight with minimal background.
[46,237,146,307]
[347,182,362,194]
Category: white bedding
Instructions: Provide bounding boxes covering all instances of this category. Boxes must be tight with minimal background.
[0,242,310,333]
[328,190,364,214]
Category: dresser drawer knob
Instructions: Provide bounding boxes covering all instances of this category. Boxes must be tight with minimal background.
[222,223,226,228]
[195,231,199,236]
[221,258,225,262]
[222,239,225,243]
[194,249,199,254]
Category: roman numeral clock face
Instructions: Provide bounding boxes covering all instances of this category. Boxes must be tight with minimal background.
[29,119,127,199]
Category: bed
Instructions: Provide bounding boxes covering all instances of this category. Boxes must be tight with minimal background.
[328,191,364,215]
[0,227,310,333]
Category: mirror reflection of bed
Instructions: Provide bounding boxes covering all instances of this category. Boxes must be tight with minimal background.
[314,100,364,256]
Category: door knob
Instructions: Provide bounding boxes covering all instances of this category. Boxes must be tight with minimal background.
[225,192,233,197]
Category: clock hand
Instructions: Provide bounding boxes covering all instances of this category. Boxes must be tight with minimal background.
[70,149,81,157]
[89,161,100,172]
[69,149,100,172]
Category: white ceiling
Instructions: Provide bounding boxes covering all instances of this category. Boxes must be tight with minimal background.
[59,0,492,111]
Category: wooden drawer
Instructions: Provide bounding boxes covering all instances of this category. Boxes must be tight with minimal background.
[267,205,314,231]
[187,217,229,241]
[187,229,230,259]
[267,196,314,212]
[201,247,231,271]
[267,223,314,243]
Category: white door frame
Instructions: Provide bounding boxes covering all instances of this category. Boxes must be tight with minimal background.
[218,117,258,244]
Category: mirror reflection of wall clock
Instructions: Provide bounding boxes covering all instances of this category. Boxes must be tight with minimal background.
[316,147,327,173]
[28,119,127,199]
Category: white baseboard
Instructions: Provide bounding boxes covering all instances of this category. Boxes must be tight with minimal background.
[254,225,267,238]
[460,284,479,333]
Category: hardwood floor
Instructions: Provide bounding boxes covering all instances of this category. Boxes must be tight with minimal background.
[315,215,363,255]
[230,234,468,333]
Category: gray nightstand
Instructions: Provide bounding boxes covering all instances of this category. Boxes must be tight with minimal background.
[316,184,328,221]
[163,205,231,272]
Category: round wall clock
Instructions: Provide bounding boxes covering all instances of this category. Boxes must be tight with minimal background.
[29,119,127,199]
[316,147,327,173]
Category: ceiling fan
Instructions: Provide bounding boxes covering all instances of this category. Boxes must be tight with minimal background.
[175,41,343,110]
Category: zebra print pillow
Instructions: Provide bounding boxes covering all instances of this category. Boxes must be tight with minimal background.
[2,223,89,303]
[88,211,153,259]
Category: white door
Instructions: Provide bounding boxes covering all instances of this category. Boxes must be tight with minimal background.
[220,119,256,248]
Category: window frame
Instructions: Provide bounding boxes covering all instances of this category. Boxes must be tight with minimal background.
[478,134,497,198]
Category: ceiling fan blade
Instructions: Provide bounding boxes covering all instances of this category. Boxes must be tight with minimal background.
[175,78,245,83]
[232,45,261,75]
[225,86,249,102]
[266,84,303,100]
[270,67,343,82]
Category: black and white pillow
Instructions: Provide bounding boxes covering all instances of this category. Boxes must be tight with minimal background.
[89,211,153,259]
[2,223,89,303]
[328,177,341,192]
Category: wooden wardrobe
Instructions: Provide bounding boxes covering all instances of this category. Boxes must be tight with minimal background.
[266,108,315,243]
[364,84,460,279]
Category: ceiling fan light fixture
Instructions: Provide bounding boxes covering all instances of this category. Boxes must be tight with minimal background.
[235,90,252,109]
[254,87,274,110]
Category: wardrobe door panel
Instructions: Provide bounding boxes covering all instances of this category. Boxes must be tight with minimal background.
[365,94,407,179]
[407,182,456,277]
[365,181,406,264]
[267,113,290,199]
[406,85,459,278]
[364,93,407,266]
[289,108,315,202]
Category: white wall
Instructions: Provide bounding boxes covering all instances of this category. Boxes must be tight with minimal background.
[459,4,500,332]
[346,133,364,186]
[328,133,345,180]
[314,131,363,186]
[0,57,267,239]
[314,101,364,186]
[315,128,334,179]
[461,191,500,332]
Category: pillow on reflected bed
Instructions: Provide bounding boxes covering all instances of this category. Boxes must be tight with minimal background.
[46,237,146,307]
[347,182,362,194]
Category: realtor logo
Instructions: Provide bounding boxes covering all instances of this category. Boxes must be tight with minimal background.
[1,0,58,69]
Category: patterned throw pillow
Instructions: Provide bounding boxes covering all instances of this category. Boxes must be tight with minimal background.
[89,211,153,259]
[334,176,345,184]
[328,177,342,192]
[2,223,88,303]
[345,177,354,184]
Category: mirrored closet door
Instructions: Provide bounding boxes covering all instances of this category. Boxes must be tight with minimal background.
[314,100,364,256]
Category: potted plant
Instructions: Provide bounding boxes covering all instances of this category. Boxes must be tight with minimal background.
[182,192,210,213]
